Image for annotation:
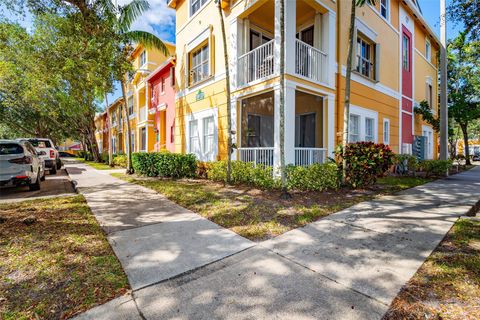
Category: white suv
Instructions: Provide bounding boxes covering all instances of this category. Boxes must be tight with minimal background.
[0,140,44,191]
[19,138,61,174]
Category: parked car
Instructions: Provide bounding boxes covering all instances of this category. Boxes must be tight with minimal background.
[59,151,76,158]
[473,153,480,161]
[18,138,61,174]
[0,139,43,191]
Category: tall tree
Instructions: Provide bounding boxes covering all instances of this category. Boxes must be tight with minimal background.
[102,0,168,174]
[341,0,375,184]
[216,0,233,184]
[447,0,480,41]
[447,33,480,164]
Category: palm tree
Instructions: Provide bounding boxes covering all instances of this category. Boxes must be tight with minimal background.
[342,0,375,184]
[106,0,168,174]
[216,0,233,184]
[104,91,113,166]
[279,0,290,199]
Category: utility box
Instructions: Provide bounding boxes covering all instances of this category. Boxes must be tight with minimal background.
[413,135,428,160]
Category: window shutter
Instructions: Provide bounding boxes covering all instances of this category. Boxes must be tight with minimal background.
[374,43,380,81]
[170,66,175,86]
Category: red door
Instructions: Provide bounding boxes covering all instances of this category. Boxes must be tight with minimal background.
[401,26,413,144]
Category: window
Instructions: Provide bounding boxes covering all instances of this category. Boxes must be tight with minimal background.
[111,111,117,125]
[380,0,389,19]
[170,66,175,86]
[140,50,146,67]
[203,116,214,155]
[365,117,375,141]
[189,120,200,154]
[295,113,316,148]
[402,34,410,71]
[349,114,360,143]
[171,124,175,143]
[425,38,431,61]
[112,136,116,154]
[190,43,209,85]
[423,127,434,159]
[191,0,208,16]
[128,96,134,116]
[356,35,375,79]
[426,83,433,108]
[140,127,146,151]
[383,119,390,145]
[161,77,166,93]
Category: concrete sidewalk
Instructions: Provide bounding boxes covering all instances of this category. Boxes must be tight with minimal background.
[69,164,480,320]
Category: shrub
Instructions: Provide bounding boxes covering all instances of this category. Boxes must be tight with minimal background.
[132,152,197,178]
[113,154,127,168]
[419,159,453,178]
[336,142,395,188]
[196,161,211,179]
[100,152,109,163]
[206,160,278,189]
[78,151,92,161]
[286,163,339,191]
[394,154,419,176]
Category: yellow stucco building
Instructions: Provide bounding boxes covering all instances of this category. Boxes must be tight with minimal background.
[168,0,440,166]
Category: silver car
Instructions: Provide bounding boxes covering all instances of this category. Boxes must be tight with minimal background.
[0,139,44,191]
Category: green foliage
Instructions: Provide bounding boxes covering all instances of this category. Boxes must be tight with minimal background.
[113,154,127,168]
[414,100,440,132]
[132,152,197,178]
[336,142,395,188]
[394,154,419,176]
[207,161,278,189]
[285,163,339,191]
[419,160,453,178]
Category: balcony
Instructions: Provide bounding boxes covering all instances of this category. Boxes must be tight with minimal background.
[295,39,328,83]
[294,148,327,167]
[238,39,275,86]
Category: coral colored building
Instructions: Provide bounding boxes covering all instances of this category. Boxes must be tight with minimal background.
[147,58,176,152]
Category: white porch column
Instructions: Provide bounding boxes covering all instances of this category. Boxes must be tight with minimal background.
[322,11,336,86]
[313,13,322,49]
[285,0,296,75]
[231,96,237,160]
[273,85,281,169]
[230,17,241,90]
[326,93,335,158]
[145,85,149,151]
[284,83,296,165]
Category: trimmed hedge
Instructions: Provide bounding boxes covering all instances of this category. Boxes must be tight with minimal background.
[113,154,127,167]
[336,142,395,188]
[207,161,278,189]
[132,152,197,178]
[419,159,453,178]
[286,163,339,191]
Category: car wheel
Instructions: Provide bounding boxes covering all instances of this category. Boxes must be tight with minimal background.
[50,166,57,175]
[56,159,62,170]
[29,173,41,191]
[40,172,46,181]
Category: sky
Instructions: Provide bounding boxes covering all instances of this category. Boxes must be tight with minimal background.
[3,0,464,108]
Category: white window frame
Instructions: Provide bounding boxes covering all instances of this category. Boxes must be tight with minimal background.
[383,118,390,145]
[348,105,379,143]
[349,114,361,143]
[189,120,200,155]
[189,42,210,86]
[422,125,434,159]
[365,117,375,142]
[190,0,209,17]
[203,116,215,156]
[425,38,431,61]
[380,0,389,20]
[185,108,218,161]
[140,50,147,68]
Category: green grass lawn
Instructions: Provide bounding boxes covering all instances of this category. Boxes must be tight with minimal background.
[0,196,129,320]
[74,158,117,170]
[384,218,480,319]
[112,174,431,241]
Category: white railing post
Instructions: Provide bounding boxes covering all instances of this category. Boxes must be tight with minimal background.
[238,40,275,86]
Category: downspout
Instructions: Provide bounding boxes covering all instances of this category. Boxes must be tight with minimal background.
[336,0,341,147]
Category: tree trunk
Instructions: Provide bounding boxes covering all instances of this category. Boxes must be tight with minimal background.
[105,92,113,167]
[461,123,471,165]
[341,0,357,186]
[217,1,232,184]
[121,77,134,174]
[279,0,290,199]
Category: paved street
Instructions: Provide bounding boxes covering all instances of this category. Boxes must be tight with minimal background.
[68,163,480,320]
[0,168,76,203]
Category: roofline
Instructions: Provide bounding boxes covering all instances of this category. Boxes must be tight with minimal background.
[404,0,440,45]
[145,57,175,82]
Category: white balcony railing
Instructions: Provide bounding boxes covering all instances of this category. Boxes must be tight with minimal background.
[238,147,274,167]
[238,39,275,86]
[294,148,327,167]
[295,39,327,83]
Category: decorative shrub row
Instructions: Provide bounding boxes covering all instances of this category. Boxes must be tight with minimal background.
[132,152,197,178]
[113,154,127,167]
[207,161,278,190]
[418,160,453,178]
[336,142,395,188]
[394,154,419,176]
[285,163,339,191]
